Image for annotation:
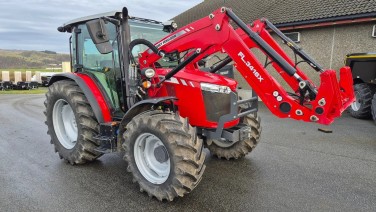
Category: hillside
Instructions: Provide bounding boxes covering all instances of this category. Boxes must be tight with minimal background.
[0,49,70,69]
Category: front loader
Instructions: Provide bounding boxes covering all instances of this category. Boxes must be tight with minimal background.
[45,7,354,201]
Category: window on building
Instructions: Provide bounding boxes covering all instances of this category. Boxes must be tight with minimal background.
[284,32,301,43]
[372,25,376,38]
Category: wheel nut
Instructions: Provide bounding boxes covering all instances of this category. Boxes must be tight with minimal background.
[310,115,319,122]
[318,98,326,106]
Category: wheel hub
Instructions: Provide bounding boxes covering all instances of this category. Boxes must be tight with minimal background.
[134,133,170,184]
[212,138,235,148]
[52,99,78,149]
[351,91,361,111]
[154,146,169,163]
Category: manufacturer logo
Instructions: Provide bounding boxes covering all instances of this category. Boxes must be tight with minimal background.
[238,52,264,82]
[155,29,190,49]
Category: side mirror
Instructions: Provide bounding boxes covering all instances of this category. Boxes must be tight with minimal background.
[86,19,113,54]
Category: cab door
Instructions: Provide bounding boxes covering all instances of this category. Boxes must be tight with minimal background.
[74,22,125,117]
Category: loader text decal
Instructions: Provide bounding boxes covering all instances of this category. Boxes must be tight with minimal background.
[155,30,187,49]
[238,52,264,82]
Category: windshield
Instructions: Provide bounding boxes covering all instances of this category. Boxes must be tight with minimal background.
[130,21,168,56]
[130,21,176,67]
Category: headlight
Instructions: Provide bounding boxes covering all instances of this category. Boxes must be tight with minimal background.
[171,22,178,29]
[163,20,178,32]
[200,83,231,94]
[141,68,155,78]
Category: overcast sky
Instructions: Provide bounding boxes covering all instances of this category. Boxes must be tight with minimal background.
[0,0,202,53]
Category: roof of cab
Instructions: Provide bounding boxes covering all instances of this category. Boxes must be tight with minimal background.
[59,11,164,33]
[63,11,120,28]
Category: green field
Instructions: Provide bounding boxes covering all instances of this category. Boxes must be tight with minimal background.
[0,87,48,94]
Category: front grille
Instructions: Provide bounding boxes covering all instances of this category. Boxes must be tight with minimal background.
[203,91,232,122]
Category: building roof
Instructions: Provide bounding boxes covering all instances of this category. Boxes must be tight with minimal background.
[173,0,376,28]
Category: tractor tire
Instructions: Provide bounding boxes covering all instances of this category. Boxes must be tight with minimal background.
[122,110,206,201]
[372,93,376,124]
[207,113,261,160]
[44,80,103,165]
[349,83,374,119]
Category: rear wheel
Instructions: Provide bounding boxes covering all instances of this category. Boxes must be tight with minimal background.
[122,110,206,201]
[45,80,103,164]
[207,113,261,160]
[349,83,374,119]
[372,93,376,124]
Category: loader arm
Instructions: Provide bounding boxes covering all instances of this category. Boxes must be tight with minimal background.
[139,7,355,125]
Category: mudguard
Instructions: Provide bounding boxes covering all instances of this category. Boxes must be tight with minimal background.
[117,96,177,150]
[48,73,112,123]
[120,96,177,125]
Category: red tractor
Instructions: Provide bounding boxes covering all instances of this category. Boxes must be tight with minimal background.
[46,7,354,201]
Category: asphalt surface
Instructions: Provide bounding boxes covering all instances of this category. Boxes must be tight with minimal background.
[0,94,375,211]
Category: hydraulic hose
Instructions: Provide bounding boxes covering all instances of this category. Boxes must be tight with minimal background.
[129,39,164,57]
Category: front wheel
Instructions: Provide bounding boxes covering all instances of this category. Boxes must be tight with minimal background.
[122,110,206,201]
[207,113,261,160]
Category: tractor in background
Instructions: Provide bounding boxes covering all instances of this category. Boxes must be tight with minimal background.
[345,53,376,123]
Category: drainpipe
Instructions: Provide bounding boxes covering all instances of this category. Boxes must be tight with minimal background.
[329,27,336,69]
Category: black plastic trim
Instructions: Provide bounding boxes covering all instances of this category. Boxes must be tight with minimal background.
[117,96,177,150]
[120,96,178,127]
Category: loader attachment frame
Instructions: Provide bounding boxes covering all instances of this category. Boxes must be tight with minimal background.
[139,7,354,125]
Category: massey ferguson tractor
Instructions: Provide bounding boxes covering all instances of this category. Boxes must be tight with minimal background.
[46,7,354,201]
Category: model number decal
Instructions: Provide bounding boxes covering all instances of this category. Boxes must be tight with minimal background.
[238,52,264,82]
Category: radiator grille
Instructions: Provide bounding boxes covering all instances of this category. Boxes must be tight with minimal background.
[202,91,232,122]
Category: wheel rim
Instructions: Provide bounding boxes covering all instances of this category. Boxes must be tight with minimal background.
[212,138,235,148]
[134,133,170,184]
[52,99,78,149]
[351,91,361,111]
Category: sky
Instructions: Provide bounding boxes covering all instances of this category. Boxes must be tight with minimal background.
[0,0,203,53]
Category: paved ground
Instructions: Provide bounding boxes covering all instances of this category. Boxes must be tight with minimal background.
[0,94,375,211]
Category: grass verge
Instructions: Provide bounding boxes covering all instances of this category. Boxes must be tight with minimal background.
[0,87,47,94]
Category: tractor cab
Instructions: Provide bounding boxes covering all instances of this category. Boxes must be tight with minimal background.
[58,10,175,118]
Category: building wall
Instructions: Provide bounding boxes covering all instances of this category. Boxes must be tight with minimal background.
[295,22,376,71]
[233,22,376,89]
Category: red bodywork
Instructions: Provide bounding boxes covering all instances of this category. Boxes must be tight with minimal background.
[152,68,239,128]
[138,8,354,126]
[76,73,112,122]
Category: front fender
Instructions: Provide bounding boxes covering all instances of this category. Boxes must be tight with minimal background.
[117,96,177,150]
[48,73,112,123]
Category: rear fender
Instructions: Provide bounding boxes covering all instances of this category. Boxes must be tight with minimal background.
[48,73,112,123]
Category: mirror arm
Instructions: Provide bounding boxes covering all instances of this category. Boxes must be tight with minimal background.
[101,16,120,26]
